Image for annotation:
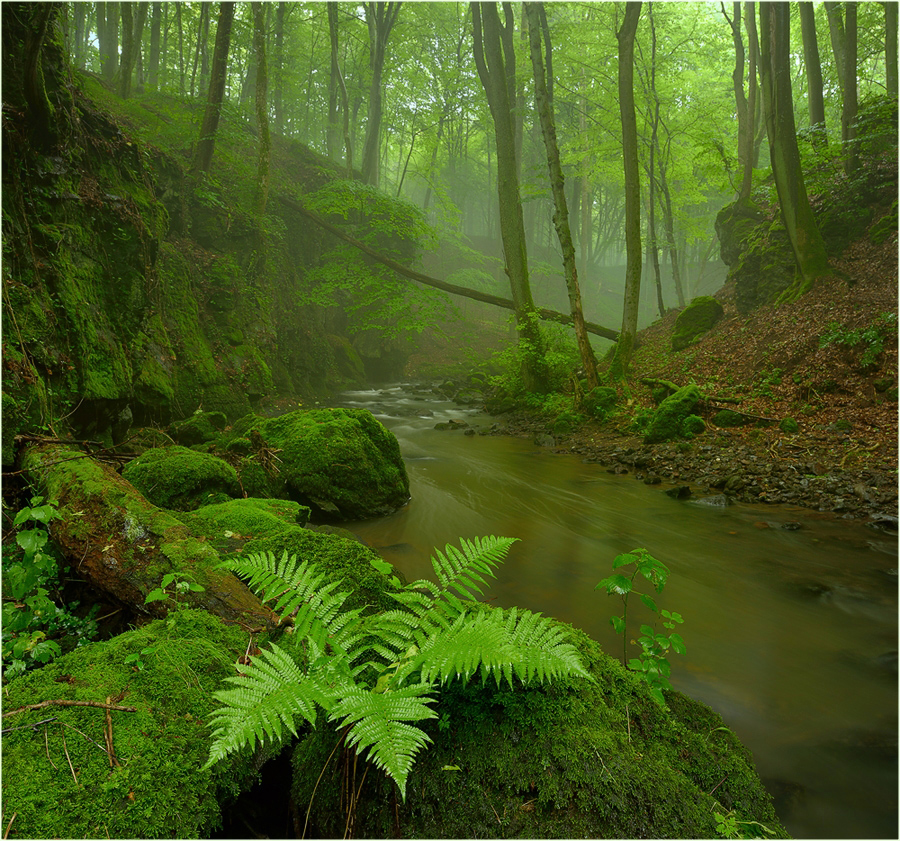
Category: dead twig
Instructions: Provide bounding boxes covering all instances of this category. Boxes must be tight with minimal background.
[60,727,80,787]
[104,696,120,768]
[1,715,57,735]
[3,812,16,839]
[44,722,59,770]
[3,698,137,718]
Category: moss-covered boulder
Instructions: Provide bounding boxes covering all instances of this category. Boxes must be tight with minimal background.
[225,408,410,520]
[713,409,753,428]
[583,386,618,418]
[169,410,228,446]
[290,627,787,838]
[122,445,241,511]
[1,610,267,839]
[671,297,724,351]
[643,385,703,445]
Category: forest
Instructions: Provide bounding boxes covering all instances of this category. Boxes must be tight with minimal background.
[1,2,897,839]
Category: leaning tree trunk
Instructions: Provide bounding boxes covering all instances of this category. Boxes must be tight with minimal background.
[525,2,599,389]
[758,2,831,301]
[611,1,642,380]
[20,444,278,631]
[472,1,550,393]
[192,1,236,176]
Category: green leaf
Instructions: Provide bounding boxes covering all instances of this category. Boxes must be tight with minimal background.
[627,658,646,672]
[609,615,625,634]
[669,633,686,655]
[144,589,168,604]
[639,624,655,638]
[638,593,659,613]
[188,583,206,592]
[602,574,632,595]
[612,552,639,570]
[16,529,48,556]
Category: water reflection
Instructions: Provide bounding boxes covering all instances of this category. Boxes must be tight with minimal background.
[337,386,898,840]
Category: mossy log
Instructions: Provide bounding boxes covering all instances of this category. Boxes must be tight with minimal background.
[639,377,742,404]
[19,443,278,631]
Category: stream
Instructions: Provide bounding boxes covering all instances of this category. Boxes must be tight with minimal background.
[334,385,897,840]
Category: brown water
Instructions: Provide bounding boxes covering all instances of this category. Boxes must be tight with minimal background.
[337,386,898,839]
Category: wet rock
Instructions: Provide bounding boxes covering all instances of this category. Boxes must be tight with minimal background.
[464,428,476,437]
[534,433,556,447]
[866,516,898,533]
[664,486,692,499]
[643,475,661,485]
[692,494,731,507]
[781,522,802,530]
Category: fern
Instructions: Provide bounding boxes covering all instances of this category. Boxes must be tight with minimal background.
[205,536,591,800]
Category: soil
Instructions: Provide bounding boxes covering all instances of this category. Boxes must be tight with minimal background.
[405,230,898,527]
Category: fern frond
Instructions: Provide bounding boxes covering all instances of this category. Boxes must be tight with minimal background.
[222,551,361,648]
[204,643,333,768]
[413,607,592,689]
[328,684,437,800]
[429,536,517,600]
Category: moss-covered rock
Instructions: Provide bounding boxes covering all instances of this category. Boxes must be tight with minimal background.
[177,498,310,539]
[224,408,410,520]
[122,446,241,511]
[0,610,265,839]
[779,417,800,434]
[583,386,618,418]
[671,297,724,351]
[643,385,703,445]
[290,627,787,839]
[682,414,706,438]
[169,410,228,446]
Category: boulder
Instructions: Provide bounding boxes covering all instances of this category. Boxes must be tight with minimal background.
[169,410,227,446]
[224,408,409,520]
[583,386,618,418]
[671,297,724,351]
[291,627,787,838]
[643,385,703,445]
[122,445,241,511]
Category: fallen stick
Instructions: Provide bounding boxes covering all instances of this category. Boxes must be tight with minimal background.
[2,699,138,718]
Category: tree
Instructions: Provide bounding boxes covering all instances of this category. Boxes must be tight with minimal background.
[798,2,827,134]
[118,2,147,100]
[361,2,402,186]
[273,3,287,134]
[192,2,236,176]
[328,4,353,176]
[885,2,898,97]
[147,3,162,91]
[96,1,118,81]
[252,2,270,218]
[610,1,642,380]
[526,2,599,389]
[472,1,550,393]
[825,1,858,173]
[757,2,831,301]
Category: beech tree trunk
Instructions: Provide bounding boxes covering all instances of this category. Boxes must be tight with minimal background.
[525,2,599,389]
[252,1,270,218]
[885,1,898,97]
[148,3,161,91]
[758,2,831,300]
[328,4,353,176]
[23,3,57,153]
[611,1,642,380]
[824,1,858,173]
[798,2,826,133]
[274,2,286,134]
[192,1,236,176]
[472,1,550,393]
[361,2,402,186]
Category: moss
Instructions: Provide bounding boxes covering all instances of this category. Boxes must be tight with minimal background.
[121,446,241,511]
[291,626,787,839]
[169,410,228,446]
[713,409,753,428]
[682,414,706,438]
[671,297,725,352]
[583,386,618,419]
[551,410,583,436]
[224,409,410,520]
[643,385,702,445]
[779,417,799,434]
[176,498,310,544]
[1,609,261,839]
[241,527,398,615]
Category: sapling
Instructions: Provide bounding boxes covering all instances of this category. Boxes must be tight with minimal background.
[595,548,685,705]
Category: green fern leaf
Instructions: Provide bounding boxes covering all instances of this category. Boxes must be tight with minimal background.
[204,643,333,768]
[429,536,517,600]
[328,684,437,800]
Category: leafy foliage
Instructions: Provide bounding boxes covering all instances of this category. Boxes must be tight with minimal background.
[2,497,98,681]
[205,536,591,799]
[819,311,897,367]
[595,548,685,706]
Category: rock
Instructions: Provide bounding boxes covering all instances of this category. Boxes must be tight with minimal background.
[643,475,662,485]
[781,522,802,530]
[779,417,799,434]
[712,409,753,428]
[122,445,242,511]
[866,516,898,533]
[534,433,556,448]
[583,386,618,418]
[644,385,703,445]
[169,410,228,446]
[671,296,724,351]
[664,486,692,499]
[692,494,731,507]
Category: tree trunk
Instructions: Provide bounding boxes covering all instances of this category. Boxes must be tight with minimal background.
[327,4,353,176]
[23,3,57,153]
[118,3,145,99]
[646,2,664,317]
[274,2,286,134]
[327,3,341,158]
[361,2,402,186]
[176,2,185,95]
[252,2,270,218]
[472,1,550,393]
[148,2,161,91]
[73,2,86,69]
[825,1,858,173]
[758,2,831,301]
[525,2,599,389]
[885,1,898,97]
[192,1,236,176]
[189,2,209,98]
[611,1,642,380]
[20,444,278,630]
[798,2,826,133]
[97,2,118,81]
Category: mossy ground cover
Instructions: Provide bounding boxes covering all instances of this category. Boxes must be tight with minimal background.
[1,610,260,839]
[291,626,787,838]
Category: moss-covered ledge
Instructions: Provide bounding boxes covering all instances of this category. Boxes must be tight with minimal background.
[1,610,271,839]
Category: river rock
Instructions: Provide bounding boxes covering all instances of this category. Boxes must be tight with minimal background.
[664,486,692,499]
[692,494,731,507]
[534,433,556,447]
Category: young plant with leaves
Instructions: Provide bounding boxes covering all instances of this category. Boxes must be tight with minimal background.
[595,548,685,705]
[203,536,591,799]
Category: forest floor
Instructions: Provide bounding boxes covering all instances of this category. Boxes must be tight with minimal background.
[404,231,898,524]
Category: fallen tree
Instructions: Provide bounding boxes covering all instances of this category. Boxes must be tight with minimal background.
[19,443,278,631]
[278,193,619,342]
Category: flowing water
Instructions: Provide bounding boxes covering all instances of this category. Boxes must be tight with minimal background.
[335,386,898,840]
